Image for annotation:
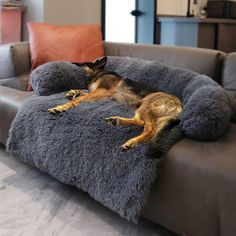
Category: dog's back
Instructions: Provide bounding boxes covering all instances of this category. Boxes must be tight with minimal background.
[78,59,153,108]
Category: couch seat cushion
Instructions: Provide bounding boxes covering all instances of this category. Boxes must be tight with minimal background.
[142,123,236,236]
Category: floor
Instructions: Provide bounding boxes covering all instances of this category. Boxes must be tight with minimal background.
[0,145,177,236]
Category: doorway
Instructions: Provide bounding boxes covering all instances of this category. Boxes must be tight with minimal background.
[102,0,156,44]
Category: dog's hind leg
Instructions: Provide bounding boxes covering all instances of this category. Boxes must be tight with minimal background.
[121,116,173,150]
[105,112,144,126]
[121,122,157,150]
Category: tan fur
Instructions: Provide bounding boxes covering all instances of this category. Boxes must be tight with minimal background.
[107,92,182,149]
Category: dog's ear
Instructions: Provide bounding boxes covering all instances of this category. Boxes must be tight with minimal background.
[94,56,107,69]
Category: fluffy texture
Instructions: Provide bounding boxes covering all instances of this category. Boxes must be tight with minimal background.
[31,57,232,139]
[7,93,161,223]
[7,56,232,222]
[106,56,232,140]
[31,62,88,96]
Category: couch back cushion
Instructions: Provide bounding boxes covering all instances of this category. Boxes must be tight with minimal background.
[28,22,104,70]
[222,52,236,90]
[0,42,30,79]
[0,42,30,91]
[104,42,225,83]
[222,53,236,122]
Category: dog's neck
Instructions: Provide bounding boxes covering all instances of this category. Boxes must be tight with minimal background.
[87,70,107,83]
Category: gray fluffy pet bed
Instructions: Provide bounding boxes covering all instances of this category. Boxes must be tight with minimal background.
[7,57,232,222]
[7,94,160,223]
[106,57,232,140]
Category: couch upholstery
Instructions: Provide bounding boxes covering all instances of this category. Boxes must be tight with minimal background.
[0,41,236,236]
[222,52,236,90]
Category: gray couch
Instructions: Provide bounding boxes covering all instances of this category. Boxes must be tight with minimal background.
[0,41,236,236]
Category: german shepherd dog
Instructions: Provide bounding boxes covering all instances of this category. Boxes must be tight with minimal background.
[48,57,182,151]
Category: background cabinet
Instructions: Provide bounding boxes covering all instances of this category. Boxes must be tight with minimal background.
[1,7,25,44]
[156,17,236,53]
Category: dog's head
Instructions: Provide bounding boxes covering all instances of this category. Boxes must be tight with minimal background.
[73,56,107,80]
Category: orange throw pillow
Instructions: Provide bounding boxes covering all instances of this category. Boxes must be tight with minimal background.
[28,22,104,69]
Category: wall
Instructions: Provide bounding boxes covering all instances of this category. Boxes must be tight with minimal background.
[21,0,44,40]
[19,0,208,41]
[21,0,101,40]
[157,0,208,16]
[157,0,187,16]
[44,0,101,25]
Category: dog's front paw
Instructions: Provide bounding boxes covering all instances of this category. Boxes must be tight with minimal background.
[48,107,62,114]
[66,89,86,100]
[48,105,68,114]
[105,117,120,126]
[121,140,137,150]
[66,90,79,100]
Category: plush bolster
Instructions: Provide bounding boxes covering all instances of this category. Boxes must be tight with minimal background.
[31,61,88,96]
[104,42,225,83]
[0,42,30,79]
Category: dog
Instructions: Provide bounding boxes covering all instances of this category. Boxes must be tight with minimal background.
[48,56,183,150]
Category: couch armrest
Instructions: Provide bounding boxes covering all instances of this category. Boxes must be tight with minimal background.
[0,42,30,79]
[0,85,33,145]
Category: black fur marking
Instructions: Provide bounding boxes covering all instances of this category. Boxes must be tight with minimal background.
[123,79,156,98]
[93,72,122,90]
[147,119,183,159]
[96,71,121,78]
[105,117,118,126]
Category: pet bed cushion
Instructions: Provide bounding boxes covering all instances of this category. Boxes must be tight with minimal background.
[31,61,88,96]
[7,93,161,223]
[31,56,232,140]
[7,56,232,223]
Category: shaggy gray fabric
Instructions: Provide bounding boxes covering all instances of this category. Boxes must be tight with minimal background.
[7,56,232,222]
[106,56,232,140]
[31,61,88,96]
[7,93,160,223]
[31,57,232,140]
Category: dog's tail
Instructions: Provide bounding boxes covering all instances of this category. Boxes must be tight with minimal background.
[147,119,183,159]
